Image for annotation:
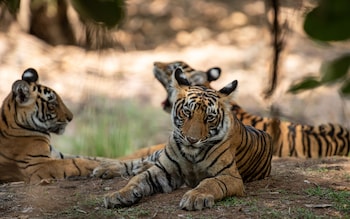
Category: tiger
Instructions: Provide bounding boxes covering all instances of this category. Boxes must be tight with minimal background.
[94,67,273,210]
[118,61,221,161]
[124,60,350,159]
[0,68,101,184]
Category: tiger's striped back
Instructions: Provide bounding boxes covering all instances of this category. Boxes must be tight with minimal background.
[151,61,350,158]
[233,104,350,157]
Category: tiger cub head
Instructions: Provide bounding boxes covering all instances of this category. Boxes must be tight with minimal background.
[8,68,73,135]
[153,61,221,113]
[170,67,237,152]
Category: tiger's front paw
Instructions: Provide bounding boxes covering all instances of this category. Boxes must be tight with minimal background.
[179,190,214,210]
[104,191,124,208]
[104,188,142,208]
[92,160,126,179]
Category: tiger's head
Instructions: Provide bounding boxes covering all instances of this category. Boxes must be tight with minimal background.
[170,67,237,154]
[153,61,221,113]
[7,68,73,135]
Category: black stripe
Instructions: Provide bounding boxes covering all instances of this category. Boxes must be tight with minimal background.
[155,162,173,188]
[328,124,337,155]
[216,159,236,176]
[344,130,350,155]
[215,178,227,196]
[0,151,29,164]
[305,125,312,157]
[197,140,222,163]
[145,170,160,193]
[124,162,130,176]
[27,154,50,158]
[251,117,263,127]
[164,147,183,177]
[72,159,81,176]
[336,126,346,155]
[22,162,47,169]
[207,145,231,169]
[288,123,297,156]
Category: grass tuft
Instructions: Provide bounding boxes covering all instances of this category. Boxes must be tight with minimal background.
[53,97,170,158]
[305,186,350,212]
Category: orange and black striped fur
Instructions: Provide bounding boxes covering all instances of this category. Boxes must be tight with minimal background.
[118,61,222,160]
[94,68,272,210]
[0,68,100,183]
[126,61,349,158]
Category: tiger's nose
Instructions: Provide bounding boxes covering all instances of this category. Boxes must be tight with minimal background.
[66,111,73,122]
[187,137,199,144]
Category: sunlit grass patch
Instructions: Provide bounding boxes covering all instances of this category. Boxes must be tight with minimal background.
[305,186,350,212]
[53,97,170,158]
[218,196,256,208]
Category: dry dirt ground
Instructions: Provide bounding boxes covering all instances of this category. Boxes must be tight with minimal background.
[1,157,350,218]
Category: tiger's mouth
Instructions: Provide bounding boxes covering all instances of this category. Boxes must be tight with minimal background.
[153,67,172,112]
[49,123,68,135]
[161,96,172,113]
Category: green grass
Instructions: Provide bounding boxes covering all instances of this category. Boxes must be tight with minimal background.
[116,207,152,219]
[52,97,170,158]
[293,207,317,219]
[218,196,256,208]
[305,186,350,212]
[345,174,350,182]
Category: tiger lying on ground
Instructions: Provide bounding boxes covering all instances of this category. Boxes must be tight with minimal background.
[94,68,272,210]
[0,68,100,183]
[123,61,350,159]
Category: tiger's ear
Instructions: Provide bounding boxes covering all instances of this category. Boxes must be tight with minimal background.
[173,67,190,86]
[12,80,31,105]
[206,67,221,82]
[22,68,39,83]
[219,80,238,96]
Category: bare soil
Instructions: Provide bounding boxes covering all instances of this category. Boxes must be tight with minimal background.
[1,157,349,219]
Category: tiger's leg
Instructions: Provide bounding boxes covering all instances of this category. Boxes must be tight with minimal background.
[27,158,100,183]
[93,159,154,179]
[104,165,183,208]
[93,149,163,179]
[179,174,245,210]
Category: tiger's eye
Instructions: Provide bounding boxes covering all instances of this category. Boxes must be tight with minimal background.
[206,114,216,122]
[48,102,57,110]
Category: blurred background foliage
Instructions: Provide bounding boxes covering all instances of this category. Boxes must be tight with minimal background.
[288,0,350,97]
[0,0,126,49]
[52,97,170,158]
[1,0,349,95]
